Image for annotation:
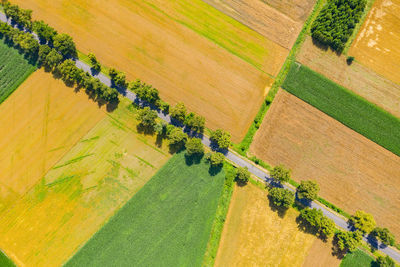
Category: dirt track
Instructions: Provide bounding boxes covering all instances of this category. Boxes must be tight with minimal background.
[298,36,400,117]
[250,90,400,238]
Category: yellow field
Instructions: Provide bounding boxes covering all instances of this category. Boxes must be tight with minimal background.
[0,98,171,266]
[11,0,283,141]
[215,183,338,266]
[0,69,105,212]
[349,0,400,84]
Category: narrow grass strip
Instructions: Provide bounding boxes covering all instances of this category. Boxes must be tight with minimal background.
[282,64,400,157]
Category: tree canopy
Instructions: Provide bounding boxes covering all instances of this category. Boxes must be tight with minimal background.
[210,129,231,150]
[170,102,187,123]
[268,187,295,209]
[270,164,291,183]
[349,210,376,234]
[53,33,77,58]
[297,180,320,201]
[334,230,362,252]
[185,138,204,156]
[299,208,336,238]
[371,227,395,246]
[235,167,250,184]
[136,107,158,129]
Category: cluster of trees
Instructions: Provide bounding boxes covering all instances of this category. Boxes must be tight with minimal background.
[169,102,205,133]
[311,0,366,52]
[2,0,32,30]
[268,187,295,209]
[0,22,38,58]
[299,207,336,238]
[33,20,57,44]
[210,129,231,150]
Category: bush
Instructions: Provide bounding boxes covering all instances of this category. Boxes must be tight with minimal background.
[210,129,231,150]
[270,164,291,183]
[33,20,57,44]
[311,0,367,52]
[346,56,355,65]
[185,138,204,156]
[297,180,319,201]
[268,187,295,209]
[235,167,250,185]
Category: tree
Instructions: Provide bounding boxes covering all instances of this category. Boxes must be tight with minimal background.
[268,187,295,209]
[88,52,101,72]
[57,59,80,85]
[136,107,157,129]
[371,227,395,246]
[18,33,39,56]
[167,127,187,147]
[44,48,63,70]
[299,208,336,238]
[297,180,319,201]
[205,152,225,167]
[210,129,231,150]
[270,164,290,183]
[185,138,204,156]
[236,166,250,184]
[170,102,187,123]
[108,68,126,88]
[334,230,362,252]
[376,255,395,267]
[33,20,57,44]
[53,33,77,58]
[349,210,376,234]
[154,121,167,136]
[184,112,205,133]
[38,44,51,64]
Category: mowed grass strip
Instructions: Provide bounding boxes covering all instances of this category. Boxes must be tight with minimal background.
[340,249,375,267]
[282,64,400,156]
[66,152,225,267]
[0,38,36,104]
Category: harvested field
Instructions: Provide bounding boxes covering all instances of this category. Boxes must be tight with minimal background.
[201,0,310,49]
[282,64,400,156]
[0,38,36,104]
[65,152,225,267]
[0,98,171,266]
[12,0,284,142]
[250,90,400,238]
[215,183,322,266]
[0,69,105,212]
[303,239,340,267]
[298,36,400,118]
[349,0,400,85]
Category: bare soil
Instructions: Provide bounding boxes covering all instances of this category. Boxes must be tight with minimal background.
[250,90,400,238]
[11,0,285,142]
[298,36,400,118]
[302,238,340,267]
[349,0,400,85]
[201,0,309,48]
[260,0,317,22]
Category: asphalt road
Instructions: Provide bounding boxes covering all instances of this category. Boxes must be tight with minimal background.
[1,12,399,263]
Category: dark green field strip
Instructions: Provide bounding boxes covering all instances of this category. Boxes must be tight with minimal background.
[340,249,375,267]
[0,39,36,104]
[66,152,225,267]
[0,250,15,267]
[282,63,400,156]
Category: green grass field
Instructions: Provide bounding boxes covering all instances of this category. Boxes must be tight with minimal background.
[65,152,226,266]
[0,38,36,104]
[282,63,400,156]
[0,250,15,267]
[340,249,376,267]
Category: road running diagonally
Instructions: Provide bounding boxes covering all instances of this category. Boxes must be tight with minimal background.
[0,12,399,264]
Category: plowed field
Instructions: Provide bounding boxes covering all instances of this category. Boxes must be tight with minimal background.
[250,90,400,238]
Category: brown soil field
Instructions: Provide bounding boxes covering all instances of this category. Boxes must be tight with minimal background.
[303,239,340,267]
[260,0,317,22]
[0,98,171,266]
[215,183,319,266]
[11,0,285,142]
[0,70,105,212]
[349,0,400,85]
[250,90,400,238]
[201,0,310,48]
[298,36,400,117]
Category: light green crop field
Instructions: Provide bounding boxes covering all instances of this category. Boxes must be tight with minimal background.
[282,63,400,156]
[65,152,226,267]
[0,38,36,104]
[340,249,375,267]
